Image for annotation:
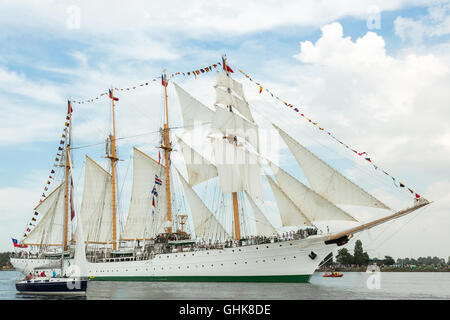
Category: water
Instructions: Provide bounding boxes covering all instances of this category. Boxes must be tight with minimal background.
[2,271,450,300]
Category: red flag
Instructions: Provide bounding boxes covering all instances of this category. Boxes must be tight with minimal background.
[161,74,168,87]
[67,101,73,114]
[259,86,262,94]
[109,89,119,101]
[224,65,234,73]
[152,197,155,207]
[158,151,161,164]
[222,57,234,73]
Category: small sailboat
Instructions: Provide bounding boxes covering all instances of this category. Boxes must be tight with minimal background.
[16,148,88,295]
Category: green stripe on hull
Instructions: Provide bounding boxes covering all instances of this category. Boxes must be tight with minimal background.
[90,274,311,283]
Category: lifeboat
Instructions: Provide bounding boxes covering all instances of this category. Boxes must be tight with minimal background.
[322,272,343,278]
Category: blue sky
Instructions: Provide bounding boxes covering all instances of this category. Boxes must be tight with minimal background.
[1,0,450,259]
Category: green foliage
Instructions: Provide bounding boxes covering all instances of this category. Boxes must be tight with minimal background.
[0,252,12,267]
[336,248,353,265]
[384,256,395,265]
[353,240,369,266]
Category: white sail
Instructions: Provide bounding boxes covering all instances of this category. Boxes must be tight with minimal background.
[177,136,218,186]
[67,154,87,277]
[78,156,113,244]
[215,87,254,123]
[216,71,246,100]
[274,125,390,210]
[268,161,357,222]
[210,137,263,202]
[174,82,215,129]
[121,148,167,240]
[245,191,278,237]
[266,175,312,227]
[24,183,65,246]
[177,169,230,241]
[212,106,259,150]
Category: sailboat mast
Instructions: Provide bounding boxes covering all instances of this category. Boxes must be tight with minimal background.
[108,88,118,250]
[162,72,173,234]
[63,100,72,251]
[223,55,241,240]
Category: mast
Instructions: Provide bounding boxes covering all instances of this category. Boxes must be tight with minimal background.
[63,100,72,251]
[162,72,172,233]
[107,88,118,250]
[223,55,241,240]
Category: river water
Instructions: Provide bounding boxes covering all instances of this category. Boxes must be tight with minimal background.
[1,271,449,300]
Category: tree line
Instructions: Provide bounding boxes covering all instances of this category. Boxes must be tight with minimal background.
[321,240,450,268]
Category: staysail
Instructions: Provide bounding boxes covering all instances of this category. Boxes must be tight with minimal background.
[245,191,278,237]
[177,169,230,241]
[173,82,215,129]
[121,148,167,240]
[24,183,65,246]
[176,136,218,186]
[268,161,357,222]
[274,124,390,210]
[266,175,312,227]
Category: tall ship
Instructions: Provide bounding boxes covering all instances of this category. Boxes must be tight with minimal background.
[10,56,430,282]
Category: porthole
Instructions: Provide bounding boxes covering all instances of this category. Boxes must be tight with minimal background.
[263,260,266,262]
[266,246,269,248]
[256,247,259,250]
[293,256,296,258]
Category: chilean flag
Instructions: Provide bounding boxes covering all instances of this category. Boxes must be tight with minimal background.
[109,89,119,101]
[222,57,234,73]
[12,238,27,248]
[161,74,168,87]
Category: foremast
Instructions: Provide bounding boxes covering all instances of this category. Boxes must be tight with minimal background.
[223,55,241,241]
[162,72,173,234]
[106,88,119,251]
[63,100,72,251]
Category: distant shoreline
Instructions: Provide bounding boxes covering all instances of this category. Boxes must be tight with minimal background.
[318,267,450,273]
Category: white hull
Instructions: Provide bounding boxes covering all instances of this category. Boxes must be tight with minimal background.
[11,236,337,282]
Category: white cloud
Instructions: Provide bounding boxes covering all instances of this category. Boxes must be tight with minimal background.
[394,0,450,43]
[0,0,430,37]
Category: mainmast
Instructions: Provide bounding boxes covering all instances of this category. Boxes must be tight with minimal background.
[63,100,72,251]
[162,72,173,234]
[107,88,118,250]
[223,55,241,240]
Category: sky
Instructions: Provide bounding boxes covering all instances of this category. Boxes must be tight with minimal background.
[0,0,449,260]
